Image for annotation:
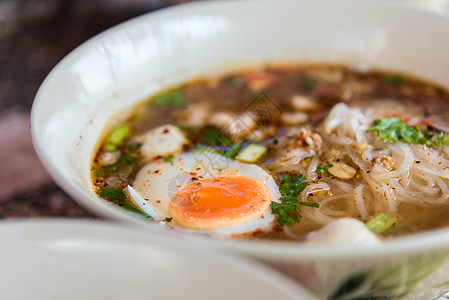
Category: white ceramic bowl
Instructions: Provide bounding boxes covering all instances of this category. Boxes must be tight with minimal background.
[31,0,449,298]
[0,219,316,300]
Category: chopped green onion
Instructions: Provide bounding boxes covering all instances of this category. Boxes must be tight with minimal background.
[150,90,185,107]
[103,124,132,151]
[235,144,267,163]
[103,143,117,152]
[165,217,173,223]
[100,188,125,201]
[163,154,175,163]
[365,213,397,234]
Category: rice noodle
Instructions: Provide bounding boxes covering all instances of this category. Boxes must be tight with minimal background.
[301,182,330,201]
[354,184,368,219]
[321,178,354,193]
[346,144,368,173]
[282,226,303,240]
[273,102,449,233]
[306,156,320,181]
[370,143,414,181]
[301,205,338,224]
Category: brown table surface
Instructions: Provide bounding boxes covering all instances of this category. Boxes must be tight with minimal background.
[0,0,188,219]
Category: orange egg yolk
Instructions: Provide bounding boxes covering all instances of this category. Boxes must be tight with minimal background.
[168,176,272,230]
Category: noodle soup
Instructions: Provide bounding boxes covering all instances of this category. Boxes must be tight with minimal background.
[91,64,449,242]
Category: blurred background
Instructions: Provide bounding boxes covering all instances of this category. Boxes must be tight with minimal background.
[0,0,189,219]
[0,0,448,219]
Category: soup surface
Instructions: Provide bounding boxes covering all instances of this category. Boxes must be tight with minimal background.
[91,64,449,242]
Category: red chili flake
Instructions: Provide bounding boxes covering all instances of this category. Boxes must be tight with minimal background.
[154,170,160,174]
[162,128,170,134]
[388,113,410,123]
[156,200,161,204]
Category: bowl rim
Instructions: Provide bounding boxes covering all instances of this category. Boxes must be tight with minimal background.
[31,0,449,261]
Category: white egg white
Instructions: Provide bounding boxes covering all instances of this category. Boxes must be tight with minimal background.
[125,151,281,237]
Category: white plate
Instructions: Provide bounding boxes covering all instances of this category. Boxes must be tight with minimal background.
[0,219,316,300]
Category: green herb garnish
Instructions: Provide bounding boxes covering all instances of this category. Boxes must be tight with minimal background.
[431,132,449,147]
[132,114,144,122]
[386,74,403,86]
[235,144,267,163]
[163,154,175,163]
[150,89,185,107]
[175,124,195,132]
[302,77,319,92]
[100,188,125,201]
[105,143,140,173]
[203,127,229,146]
[224,143,242,159]
[225,76,244,87]
[103,124,132,152]
[365,213,397,234]
[316,163,334,175]
[271,174,312,226]
[367,118,449,148]
[298,201,320,208]
[367,118,422,144]
[119,201,146,215]
[165,217,173,222]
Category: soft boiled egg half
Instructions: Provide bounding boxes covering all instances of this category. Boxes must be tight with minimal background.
[125,151,281,238]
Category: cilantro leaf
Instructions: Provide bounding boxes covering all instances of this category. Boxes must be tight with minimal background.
[271,174,315,226]
[367,118,428,145]
[315,163,334,175]
[271,202,301,226]
[431,132,449,147]
[367,118,449,148]
[202,127,229,146]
